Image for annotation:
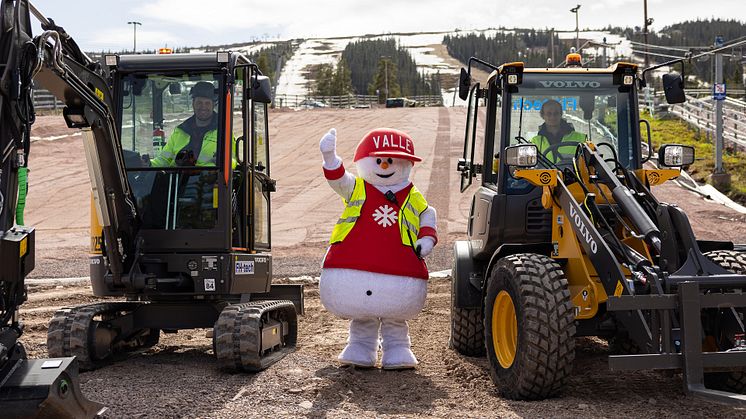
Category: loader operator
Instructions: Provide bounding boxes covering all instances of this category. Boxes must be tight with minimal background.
[151,81,220,167]
[531,99,585,163]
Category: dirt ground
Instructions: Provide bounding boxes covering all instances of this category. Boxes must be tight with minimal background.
[19,108,746,417]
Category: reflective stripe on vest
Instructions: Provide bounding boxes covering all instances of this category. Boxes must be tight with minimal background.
[151,127,236,168]
[531,131,586,162]
[329,178,429,246]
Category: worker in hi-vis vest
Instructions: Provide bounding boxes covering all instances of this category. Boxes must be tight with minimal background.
[530,99,586,163]
[152,81,235,168]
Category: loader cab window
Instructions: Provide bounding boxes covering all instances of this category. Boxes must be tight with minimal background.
[502,73,634,193]
[119,72,224,230]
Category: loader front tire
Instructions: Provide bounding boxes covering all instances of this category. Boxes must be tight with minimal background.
[484,253,575,400]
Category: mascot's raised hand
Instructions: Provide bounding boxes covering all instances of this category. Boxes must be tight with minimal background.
[319,128,340,168]
[318,127,438,369]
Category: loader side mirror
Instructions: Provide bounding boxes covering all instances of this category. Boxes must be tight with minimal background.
[505,144,538,168]
[250,75,272,104]
[458,68,471,101]
[169,83,181,95]
[658,144,694,167]
[662,73,686,104]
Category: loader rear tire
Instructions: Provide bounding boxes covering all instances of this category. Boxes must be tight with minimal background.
[703,250,746,394]
[449,278,485,357]
[484,253,576,400]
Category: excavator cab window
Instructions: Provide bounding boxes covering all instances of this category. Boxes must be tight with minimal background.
[119,72,224,230]
[501,73,635,193]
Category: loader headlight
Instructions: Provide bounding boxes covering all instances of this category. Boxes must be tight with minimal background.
[104,55,118,67]
[658,144,694,167]
[505,144,538,168]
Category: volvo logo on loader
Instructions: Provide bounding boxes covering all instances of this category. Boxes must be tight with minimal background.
[569,205,598,254]
[539,80,601,88]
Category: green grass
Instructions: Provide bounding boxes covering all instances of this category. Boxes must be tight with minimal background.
[643,112,746,204]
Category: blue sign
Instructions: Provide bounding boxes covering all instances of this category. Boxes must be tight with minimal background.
[713,83,726,101]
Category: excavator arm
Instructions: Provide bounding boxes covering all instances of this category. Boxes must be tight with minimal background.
[29,4,137,281]
[0,0,140,416]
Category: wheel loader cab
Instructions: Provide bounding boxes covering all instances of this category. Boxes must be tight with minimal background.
[459,62,641,260]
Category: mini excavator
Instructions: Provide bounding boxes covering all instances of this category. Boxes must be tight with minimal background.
[1,1,302,416]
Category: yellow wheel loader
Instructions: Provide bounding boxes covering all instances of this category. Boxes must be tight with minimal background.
[451,54,746,403]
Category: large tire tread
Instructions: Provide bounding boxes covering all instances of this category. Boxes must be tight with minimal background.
[485,253,576,400]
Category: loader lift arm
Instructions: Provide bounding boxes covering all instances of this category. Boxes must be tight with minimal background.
[529,143,746,403]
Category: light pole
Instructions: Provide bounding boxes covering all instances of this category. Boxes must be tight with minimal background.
[127,21,141,53]
[380,56,390,100]
[643,0,654,68]
[570,5,581,51]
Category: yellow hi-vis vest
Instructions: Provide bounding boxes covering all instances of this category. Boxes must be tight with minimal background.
[329,177,429,246]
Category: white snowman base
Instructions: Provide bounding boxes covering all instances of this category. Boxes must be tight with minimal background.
[320,267,427,369]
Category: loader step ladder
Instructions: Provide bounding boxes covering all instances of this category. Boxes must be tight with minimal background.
[607,281,746,404]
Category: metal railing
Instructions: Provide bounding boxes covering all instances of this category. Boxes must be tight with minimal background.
[32,89,64,110]
[641,91,746,150]
[272,94,443,109]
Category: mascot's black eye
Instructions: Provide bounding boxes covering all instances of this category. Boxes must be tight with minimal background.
[376,158,382,164]
[387,158,393,164]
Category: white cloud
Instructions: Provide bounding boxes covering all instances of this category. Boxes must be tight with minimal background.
[31,0,746,51]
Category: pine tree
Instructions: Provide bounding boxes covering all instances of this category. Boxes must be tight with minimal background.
[369,58,401,103]
[256,52,274,82]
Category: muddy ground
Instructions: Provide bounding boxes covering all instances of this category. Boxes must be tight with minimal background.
[18,107,746,417]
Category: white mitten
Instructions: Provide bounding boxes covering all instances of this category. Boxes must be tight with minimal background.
[415,236,435,258]
[319,128,340,169]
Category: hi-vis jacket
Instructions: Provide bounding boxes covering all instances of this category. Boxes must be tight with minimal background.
[530,121,585,162]
[330,177,427,247]
[152,114,236,168]
[321,163,437,280]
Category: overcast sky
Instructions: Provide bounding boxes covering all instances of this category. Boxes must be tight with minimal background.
[31,0,745,52]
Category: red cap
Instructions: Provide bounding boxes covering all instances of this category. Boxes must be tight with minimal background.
[353,128,422,162]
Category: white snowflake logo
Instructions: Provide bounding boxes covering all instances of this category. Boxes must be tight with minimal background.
[372,204,398,227]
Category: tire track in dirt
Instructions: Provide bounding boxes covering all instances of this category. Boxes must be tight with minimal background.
[427,107,451,235]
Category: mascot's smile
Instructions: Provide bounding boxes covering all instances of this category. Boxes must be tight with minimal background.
[376,172,394,178]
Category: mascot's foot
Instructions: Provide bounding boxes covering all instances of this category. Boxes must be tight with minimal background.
[380,318,417,370]
[338,342,378,368]
[381,345,418,370]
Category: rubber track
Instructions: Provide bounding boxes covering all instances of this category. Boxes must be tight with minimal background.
[47,302,142,370]
[488,253,576,400]
[214,300,297,372]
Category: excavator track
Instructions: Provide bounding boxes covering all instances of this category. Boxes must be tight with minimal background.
[213,300,298,372]
[47,302,155,371]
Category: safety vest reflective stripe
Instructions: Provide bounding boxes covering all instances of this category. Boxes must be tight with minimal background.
[151,126,237,168]
[404,201,419,217]
[329,178,429,247]
[532,131,586,162]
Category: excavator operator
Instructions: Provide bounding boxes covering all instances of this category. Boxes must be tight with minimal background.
[151,81,219,167]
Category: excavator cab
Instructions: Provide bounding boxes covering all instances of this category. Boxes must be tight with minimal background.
[47,53,302,372]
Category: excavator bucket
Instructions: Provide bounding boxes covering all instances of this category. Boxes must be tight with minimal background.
[0,356,105,418]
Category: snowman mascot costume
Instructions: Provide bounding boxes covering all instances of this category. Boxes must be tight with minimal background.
[318,127,437,369]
